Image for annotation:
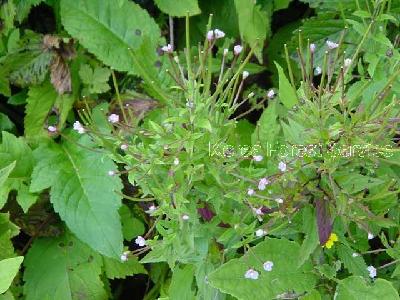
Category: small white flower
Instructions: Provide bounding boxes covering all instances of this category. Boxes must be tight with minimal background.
[182,214,190,220]
[253,155,263,162]
[344,58,352,67]
[367,265,377,278]
[173,157,180,165]
[242,71,249,79]
[368,232,374,240]
[135,236,146,247]
[263,261,274,272]
[186,100,194,108]
[275,198,284,204]
[146,205,157,214]
[223,48,229,56]
[278,161,287,172]
[73,121,85,134]
[48,125,57,132]
[108,170,115,176]
[254,207,263,215]
[207,30,214,41]
[233,45,243,55]
[247,188,255,196]
[315,66,322,75]
[267,89,275,99]
[120,144,128,150]
[248,92,255,98]
[352,252,359,257]
[258,178,270,190]
[214,29,225,39]
[244,268,259,280]
[120,251,129,262]
[161,44,173,53]
[310,43,316,53]
[108,113,120,123]
[326,40,339,50]
[255,229,266,237]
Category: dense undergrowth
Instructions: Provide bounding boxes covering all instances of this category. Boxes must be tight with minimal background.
[1,0,400,299]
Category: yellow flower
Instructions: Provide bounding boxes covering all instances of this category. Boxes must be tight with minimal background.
[324,233,338,249]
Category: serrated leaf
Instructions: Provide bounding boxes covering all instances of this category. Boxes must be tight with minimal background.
[234,0,270,63]
[0,132,37,212]
[0,162,16,193]
[275,62,298,109]
[208,238,316,300]
[60,0,170,102]
[24,82,57,140]
[103,256,146,279]
[79,64,111,95]
[0,256,24,294]
[337,244,368,277]
[335,276,400,300]
[30,136,123,258]
[24,233,107,300]
[154,0,200,17]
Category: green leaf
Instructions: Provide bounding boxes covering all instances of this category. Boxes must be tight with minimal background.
[298,206,319,267]
[24,82,57,140]
[79,64,111,95]
[30,137,123,258]
[103,256,146,279]
[0,162,16,194]
[154,0,200,17]
[24,233,107,300]
[0,113,15,133]
[120,205,145,241]
[234,0,270,62]
[0,69,11,97]
[335,276,400,300]
[337,244,368,277]
[60,0,170,101]
[168,264,196,300]
[0,256,23,294]
[208,238,316,300]
[0,213,20,259]
[274,62,298,109]
[0,132,37,212]
[15,0,45,23]
[252,100,280,148]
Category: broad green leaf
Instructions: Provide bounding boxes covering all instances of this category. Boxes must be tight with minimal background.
[208,238,316,300]
[0,256,23,294]
[103,256,146,279]
[24,233,107,300]
[234,0,270,62]
[337,244,368,277]
[30,136,123,258]
[24,82,57,140]
[335,276,400,300]
[0,132,37,212]
[168,264,196,300]
[334,172,384,194]
[0,69,11,97]
[274,0,292,10]
[298,206,319,267]
[154,0,200,17]
[274,62,298,109]
[0,290,15,300]
[60,0,170,102]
